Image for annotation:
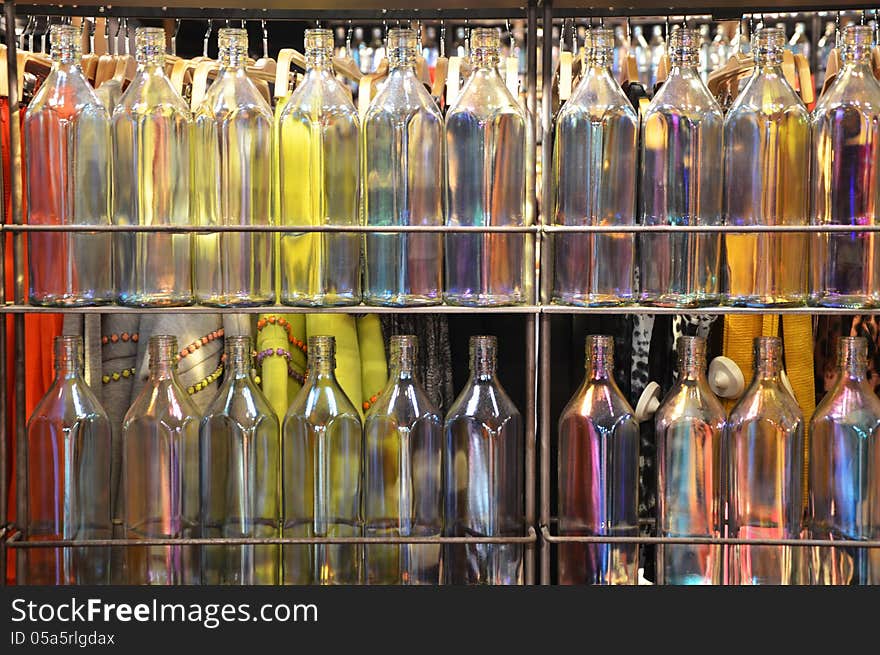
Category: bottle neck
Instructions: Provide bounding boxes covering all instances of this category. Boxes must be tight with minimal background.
[587,358,612,381]
[219,47,247,70]
[587,49,612,70]
[469,338,497,380]
[55,356,81,380]
[471,46,500,70]
[306,48,333,71]
[838,341,868,381]
[389,345,416,380]
[388,46,418,72]
[226,342,253,379]
[150,359,176,381]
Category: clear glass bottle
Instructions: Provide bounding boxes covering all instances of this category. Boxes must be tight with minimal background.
[443,335,524,584]
[655,336,725,585]
[122,335,200,585]
[112,27,193,307]
[807,336,880,585]
[445,28,527,306]
[25,335,112,584]
[363,335,443,584]
[200,336,281,585]
[557,335,640,585]
[640,28,723,308]
[193,28,274,307]
[276,29,360,306]
[726,336,805,585]
[362,29,443,307]
[552,27,637,306]
[724,28,810,307]
[25,25,113,307]
[282,335,363,584]
[811,25,880,309]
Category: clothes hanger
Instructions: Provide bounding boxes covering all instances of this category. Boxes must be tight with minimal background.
[557,19,573,102]
[654,16,671,88]
[618,17,640,87]
[95,17,116,86]
[504,19,519,96]
[431,19,449,101]
[111,18,135,84]
[172,19,213,95]
[819,13,842,98]
[81,17,100,84]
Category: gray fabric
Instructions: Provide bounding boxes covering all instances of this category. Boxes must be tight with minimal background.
[379,315,454,413]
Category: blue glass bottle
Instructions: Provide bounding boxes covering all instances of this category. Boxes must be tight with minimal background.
[443,335,524,584]
[655,336,725,585]
[726,336,804,585]
[557,335,640,584]
[807,336,880,584]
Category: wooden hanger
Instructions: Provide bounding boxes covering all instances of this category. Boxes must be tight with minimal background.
[190,59,218,111]
[94,18,116,86]
[872,44,880,79]
[79,18,99,84]
[819,47,840,98]
[357,58,388,119]
[793,53,814,105]
[111,18,135,84]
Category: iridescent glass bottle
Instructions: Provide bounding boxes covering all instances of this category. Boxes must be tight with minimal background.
[277,29,360,306]
[655,336,725,585]
[25,25,113,307]
[552,27,637,306]
[363,335,442,584]
[193,29,274,307]
[726,336,805,585]
[25,336,112,584]
[445,28,527,306]
[640,28,723,307]
[282,336,363,584]
[362,29,443,307]
[724,28,810,307]
[557,335,640,585]
[200,336,281,585]
[807,336,880,585]
[444,335,524,584]
[122,335,200,585]
[112,27,193,307]
[811,25,880,309]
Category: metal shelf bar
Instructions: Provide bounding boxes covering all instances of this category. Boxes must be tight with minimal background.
[7,527,537,547]
[5,224,540,233]
[10,223,880,233]
[541,305,880,315]
[2,303,543,315]
[540,526,880,549]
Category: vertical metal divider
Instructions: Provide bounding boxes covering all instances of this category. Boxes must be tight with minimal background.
[538,0,553,585]
[524,2,539,586]
[0,11,7,585]
[5,0,25,586]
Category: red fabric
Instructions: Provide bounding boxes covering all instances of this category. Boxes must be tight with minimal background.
[1,98,63,584]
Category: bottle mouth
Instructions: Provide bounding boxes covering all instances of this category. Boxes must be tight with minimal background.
[585,335,614,373]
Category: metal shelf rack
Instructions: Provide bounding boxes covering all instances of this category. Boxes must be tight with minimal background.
[3,0,880,588]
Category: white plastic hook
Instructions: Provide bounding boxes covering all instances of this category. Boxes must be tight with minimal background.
[635,381,661,423]
[708,356,745,399]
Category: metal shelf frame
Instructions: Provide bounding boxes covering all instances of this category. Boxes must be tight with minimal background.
[3,0,880,588]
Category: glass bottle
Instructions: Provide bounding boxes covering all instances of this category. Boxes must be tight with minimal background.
[25,335,112,584]
[276,29,360,306]
[811,25,880,309]
[122,335,200,585]
[806,336,880,585]
[112,27,193,307]
[726,336,805,585]
[552,27,638,306]
[445,28,527,306]
[655,336,725,585]
[282,335,363,584]
[200,336,281,585]
[557,335,640,585]
[363,335,443,584]
[362,28,444,307]
[640,28,723,308]
[25,25,113,307]
[724,28,810,307]
[193,28,274,307]
[443,335,524,584]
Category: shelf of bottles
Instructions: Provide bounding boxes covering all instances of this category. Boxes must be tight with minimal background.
[5,0,880,588]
